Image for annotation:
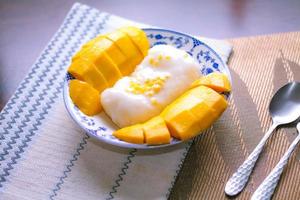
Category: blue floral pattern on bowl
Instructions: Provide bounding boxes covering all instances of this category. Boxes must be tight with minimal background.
[63,28,231,149]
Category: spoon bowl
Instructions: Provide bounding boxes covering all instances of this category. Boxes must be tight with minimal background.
[269,82,300,124]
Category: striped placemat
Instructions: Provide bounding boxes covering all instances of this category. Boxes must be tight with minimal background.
[169,32,300,200]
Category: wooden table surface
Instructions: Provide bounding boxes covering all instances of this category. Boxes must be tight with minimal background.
[0,0,300,110]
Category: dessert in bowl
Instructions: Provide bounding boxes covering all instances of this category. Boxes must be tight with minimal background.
[63,27,232,149]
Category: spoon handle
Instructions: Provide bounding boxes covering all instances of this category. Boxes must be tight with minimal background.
[251,134,300,200]
[225,123,278,196]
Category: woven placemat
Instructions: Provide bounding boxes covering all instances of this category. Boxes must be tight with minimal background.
[169,31,300,200]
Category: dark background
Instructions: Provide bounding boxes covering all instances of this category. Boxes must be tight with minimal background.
[1,0,300,109]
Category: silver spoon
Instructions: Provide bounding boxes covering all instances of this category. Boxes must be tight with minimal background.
[225,82,300,196]
[251,122,300,200]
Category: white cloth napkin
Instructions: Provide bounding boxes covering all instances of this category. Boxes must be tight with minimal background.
[0,3,232,200]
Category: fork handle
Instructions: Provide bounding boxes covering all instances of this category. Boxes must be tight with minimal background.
[251,134,300,200]
[225,123,278,196]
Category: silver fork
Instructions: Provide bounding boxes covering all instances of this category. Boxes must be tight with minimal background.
[251,122,300,200]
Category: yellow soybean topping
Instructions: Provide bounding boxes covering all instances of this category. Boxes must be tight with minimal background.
[126,75,169,98]
[148,54,171,67]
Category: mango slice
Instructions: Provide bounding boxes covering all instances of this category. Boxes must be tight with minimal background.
[93,37,127,66]
[106,30,143,58]
[119,56,143,76]
[161,85,228,140]
[72,37,100,61]
[113,124,144,144]
[191,72,231,93]
[161,95,205,140]
[189,86,228,112]
[69,79,82,102]
[143,116,171,145]
[119,26,150,57]
[106,30,144,75]
[80,47,123,87]
[68,59,108,92]
[113,116,170,145]
[69,80,102,116]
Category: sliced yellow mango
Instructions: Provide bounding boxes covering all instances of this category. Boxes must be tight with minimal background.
[188,86,228,112]
[113,124,144,144]
[80,47,123,87]
[72,37,100,61]
[106,30,141,58]
[69,80,102,116]
[119,26,149,57]
[161,85,228,140]
[143,116,171,145]
[69,79,82,102]
[189,102,218,131]
[161,94,205,140]
[72,50,83,61]
[119,56,143,76]
[68,59,108,92]
[191,72,231,93]
[164,109,200,140]
[93,37,127,67]
[106,30,144,75]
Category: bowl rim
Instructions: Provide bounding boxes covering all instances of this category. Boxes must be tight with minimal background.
[142,28,232,84]
[63,27,232,149]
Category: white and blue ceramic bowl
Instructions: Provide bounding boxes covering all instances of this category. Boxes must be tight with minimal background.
[63,28,232,149]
